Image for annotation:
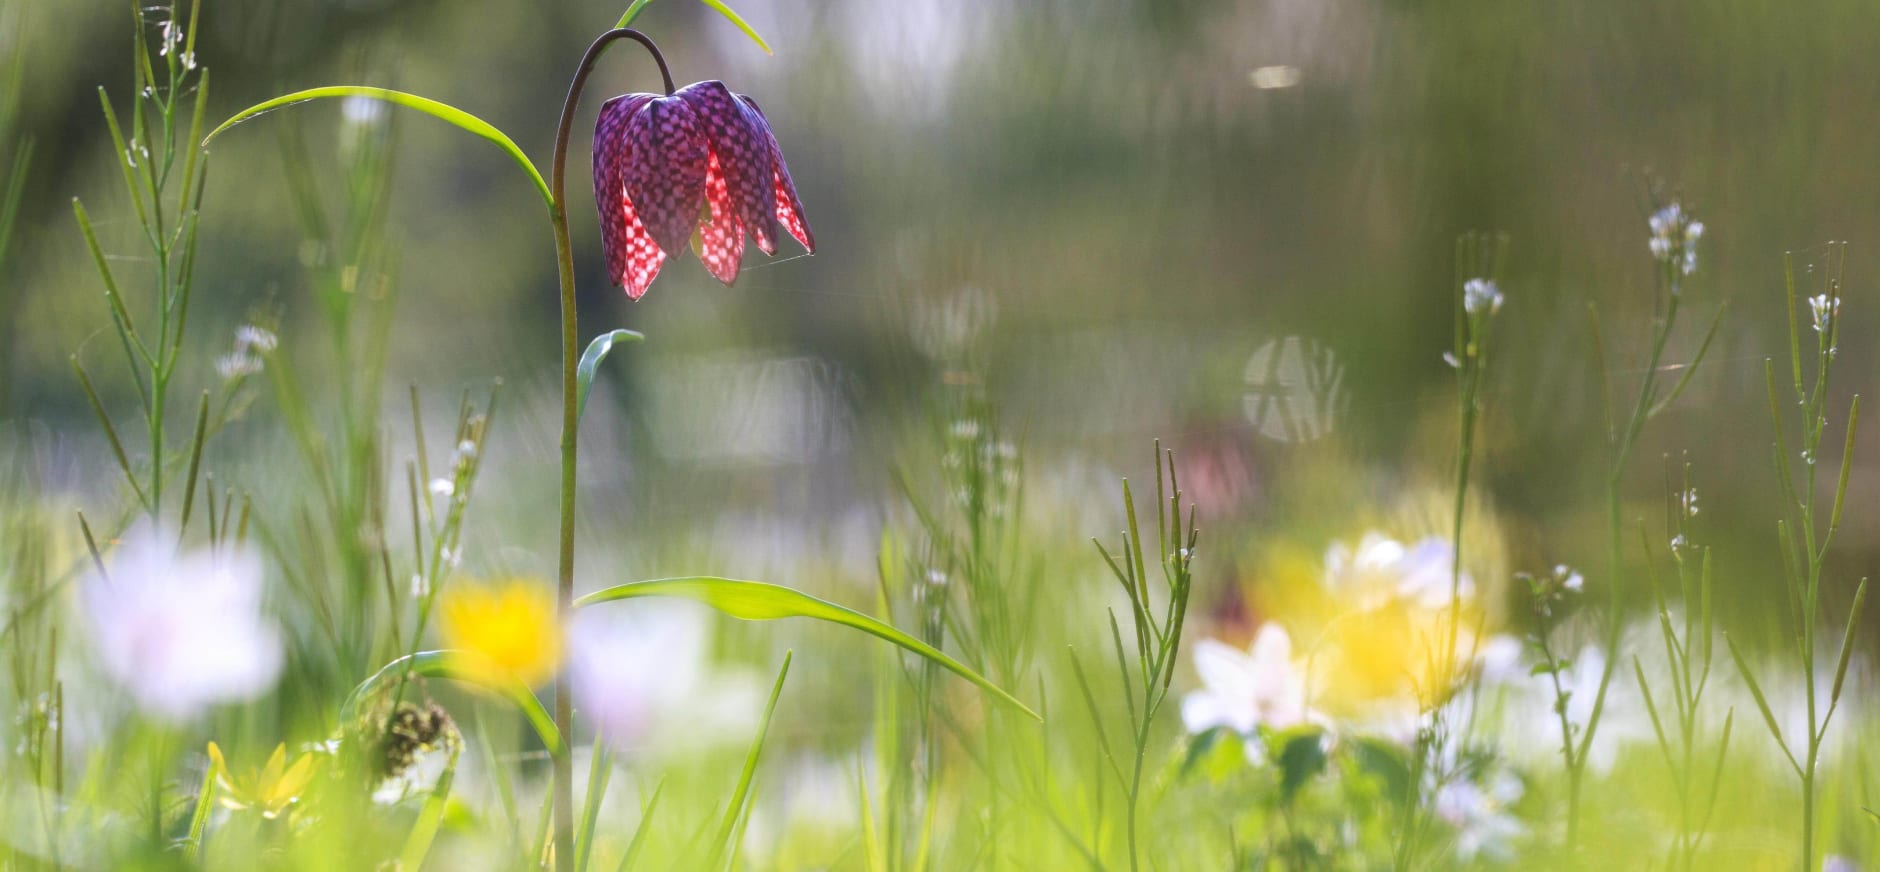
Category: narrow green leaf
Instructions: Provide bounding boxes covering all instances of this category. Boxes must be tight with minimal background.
[615,0,656,28]
[1830,577,1869,707]
[577,329,645,424]
[576,735,614,872]
[1723,634,1800,777]
[576,578,1040,721]
[178,391,211,537]
[183,751,220,861]
[70,356,149,509]
[714,650,791,866]
[204,87,552,211]
[1633,658,1676,774]
[343,651,565,757]
[1649,302,1727,417]
[616,779,664,872]
[698,0,773,55]
[1830,395,1861,534]
[398,746,460,871]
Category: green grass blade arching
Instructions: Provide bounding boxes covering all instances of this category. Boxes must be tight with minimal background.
[342,650,566,757]
[204,87,552,211]
[577,329,644,424]
[615,0,772,56]
[697,0,773,55]
[575,577,1040,721]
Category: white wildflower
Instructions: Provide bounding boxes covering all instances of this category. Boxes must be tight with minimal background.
[234,325,278,353]
[1434,771,1526,862]
[1323,532,1470,612]
[216,352,263,380]
[1560,566,1584,592]
[1809,294,1839,335]
[1462,278,1503,317]
[1680,488,1700,517]
[428,477,455,497]
[568,604,760,754]
[82,527,283,721]
[1181,623,1318,756]
[1648,202,1704,277]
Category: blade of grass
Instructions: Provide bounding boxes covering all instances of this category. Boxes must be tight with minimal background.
[697,0,773,54]
[713,650,792,867]
[576,577,1037,720]
[616,779,664,872]
[205,87,551,212]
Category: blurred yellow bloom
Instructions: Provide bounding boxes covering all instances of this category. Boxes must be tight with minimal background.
[439,577,562,689]
[206,741,318,819]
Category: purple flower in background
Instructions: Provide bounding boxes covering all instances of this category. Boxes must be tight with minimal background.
[593,81,815,299]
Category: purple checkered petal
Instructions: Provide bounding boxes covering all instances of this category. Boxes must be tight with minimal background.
[736,94,815,255]
[592,94,663,296]
[624,94,710,260]
[676,80,777,265]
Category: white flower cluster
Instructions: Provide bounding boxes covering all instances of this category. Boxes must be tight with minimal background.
[1809,293,1840,336]
[1648,203,1705,276]
[216,324,278,380]
[1462,278,1503,318]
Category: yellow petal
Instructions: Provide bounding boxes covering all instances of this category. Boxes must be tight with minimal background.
[268,753,319,805]
[261,743,288,786]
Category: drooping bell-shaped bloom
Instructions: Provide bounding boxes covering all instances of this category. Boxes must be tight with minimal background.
[593,81,815,299]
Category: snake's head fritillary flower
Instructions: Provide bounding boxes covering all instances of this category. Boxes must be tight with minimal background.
[593,81,815,299]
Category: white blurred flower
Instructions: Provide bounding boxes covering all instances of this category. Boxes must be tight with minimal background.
[568,603,761,755]
[215,353,263,380]
[1810,294,1840,335]
[1323,532,1470,612]
[1181,624,1318,752]
[1556,565,1585,593]
[82,528,283,721]
[1462,278,1503,317]
[1679,488,1700,518]
[1823,855,1859,872]
[341,95,389,128]
[1648,202,1704,276]
[216,324,277,381]
[234,325,278,353]
[371,742,452,805]
[1434,770,1526,862]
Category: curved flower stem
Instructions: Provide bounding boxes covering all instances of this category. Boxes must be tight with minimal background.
[546,26,673,872]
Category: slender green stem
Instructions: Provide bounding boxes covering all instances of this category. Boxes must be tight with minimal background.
[546,27,671,872]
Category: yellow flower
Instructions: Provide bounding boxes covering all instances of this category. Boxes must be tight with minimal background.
[205,742,319,819]
[438,577,562,689]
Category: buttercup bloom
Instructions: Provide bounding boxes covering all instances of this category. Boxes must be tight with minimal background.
[206,741,319,819]
[438,577,563,689]
[83,528,283,721]
[593,81,815,299]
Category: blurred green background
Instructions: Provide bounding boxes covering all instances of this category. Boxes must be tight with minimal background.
[4,0,1879,652]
